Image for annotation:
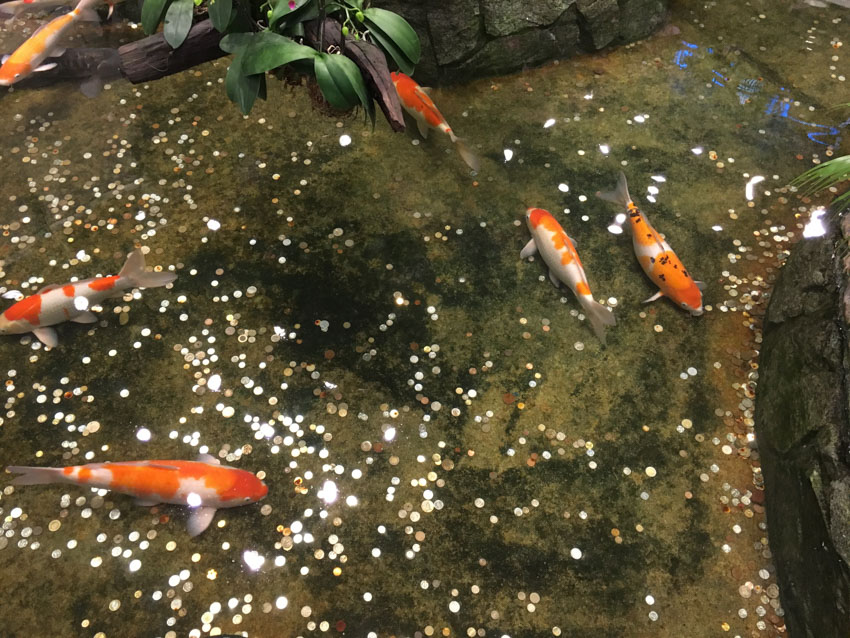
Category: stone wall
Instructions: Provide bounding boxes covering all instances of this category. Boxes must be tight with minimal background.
[375,0,670,84]
[754,218,850,637]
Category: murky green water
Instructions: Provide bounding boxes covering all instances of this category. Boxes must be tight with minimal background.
[0,1,846,636]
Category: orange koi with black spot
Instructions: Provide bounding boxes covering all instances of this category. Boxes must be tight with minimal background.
[597,172,704,316]
[0,247,176,347]
[6,455,268,536]
[522,207,616,342]
[390,71,480,172]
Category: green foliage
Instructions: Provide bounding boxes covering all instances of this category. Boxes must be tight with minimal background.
[139,0,420,121]
[163,0,194,48]
[791,155,850,212]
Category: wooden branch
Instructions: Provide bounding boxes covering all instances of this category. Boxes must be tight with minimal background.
[304,18,405,132]
[118,19,226,84]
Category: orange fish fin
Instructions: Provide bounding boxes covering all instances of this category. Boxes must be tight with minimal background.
[643,290,664,304]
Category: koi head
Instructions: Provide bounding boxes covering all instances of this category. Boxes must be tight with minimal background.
[677,283,704,316]
[525,208,549,229]
[219,470,269,507]
[0,61,31,86]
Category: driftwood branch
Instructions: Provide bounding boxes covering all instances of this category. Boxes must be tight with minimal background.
[118,19,226,84]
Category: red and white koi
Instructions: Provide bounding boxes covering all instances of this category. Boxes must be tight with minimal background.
[390,71,480,172]
[0,247,177,347]
[597,172,704,316]
[0,0,117,20]
[0,0,101,86]
[522,207,616,342]
[6,456,268,536]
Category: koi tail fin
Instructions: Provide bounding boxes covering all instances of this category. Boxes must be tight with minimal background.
[580,298,616,344]
[454,138,480,173]
[119,248,178,289]
[6,466,66,486]
[596,171,632,209]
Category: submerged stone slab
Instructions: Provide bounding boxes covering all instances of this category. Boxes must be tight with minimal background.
[426,0,483,66]
[755,228,850,637]
[575,0,619,49]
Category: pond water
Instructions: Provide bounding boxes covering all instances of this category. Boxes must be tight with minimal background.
[0,1,846,636]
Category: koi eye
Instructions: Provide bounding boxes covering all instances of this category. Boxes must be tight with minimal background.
[244,496,252,502]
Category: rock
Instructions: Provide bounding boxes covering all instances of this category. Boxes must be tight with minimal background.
[575,0,619,49]
[481,0,574,37]
[375,0,670,84]
[754,227,850,638]
[426,0,484,65]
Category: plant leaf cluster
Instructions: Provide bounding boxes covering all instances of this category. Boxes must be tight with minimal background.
[141,0,420,120]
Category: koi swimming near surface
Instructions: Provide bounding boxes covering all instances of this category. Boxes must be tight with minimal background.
[6,456,269,536]
[391,71,480,172]
[597,171,704,316]
[0,0,101,86]
[521,207,616,342]
[0,247,177,347]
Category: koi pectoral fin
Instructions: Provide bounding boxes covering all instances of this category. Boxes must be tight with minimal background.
[415,117,429,139]
[187,507,218,537]
[134,497,160,507]
[642,290,664,304]
[71,311,97,324]
[548,270,561,288]
[695,280,706,291]
[520,238,538,259]
[32,327,58,348]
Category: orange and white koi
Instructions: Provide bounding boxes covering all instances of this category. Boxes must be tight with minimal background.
[0,0,100,86]
[597,172,704,316]
[522,207,616,342]
[0,247,177,347]
[390,71,480,172]
[0,0,116,20]
[6,455,268,536]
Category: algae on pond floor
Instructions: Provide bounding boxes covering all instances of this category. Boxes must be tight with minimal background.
[0,0,847,637]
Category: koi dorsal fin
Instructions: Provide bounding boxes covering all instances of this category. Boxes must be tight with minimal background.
[197,453,221,465]
[36,283,61,294]
[142,462,180,471]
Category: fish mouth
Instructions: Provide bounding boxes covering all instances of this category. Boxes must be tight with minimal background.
[690,307,704,317]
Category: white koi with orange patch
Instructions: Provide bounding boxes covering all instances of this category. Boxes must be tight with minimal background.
[6,455,268,536]
[522,207,616,342]
[0,247,176,347]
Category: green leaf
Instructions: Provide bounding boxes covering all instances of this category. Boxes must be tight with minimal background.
[241,32,319,75]
[363,21,414,74]
[141,0,170,34]
[219,32,254,53]
[270,0,317,30]
[324,53,374,127]
[163,0,194,49]
[363,8,420,63]
[208,0,232,32]
[225,54,263,114]
[314,53,358,110]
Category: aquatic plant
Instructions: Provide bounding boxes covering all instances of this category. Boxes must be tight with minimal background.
[790,154,850,212]
[140,0,420,120]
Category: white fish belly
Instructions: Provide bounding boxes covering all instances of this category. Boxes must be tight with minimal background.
[533,230,586,294]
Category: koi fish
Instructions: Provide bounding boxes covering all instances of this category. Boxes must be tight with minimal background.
[0,0,101,86]
[390,71,480,172]
[522,207,616,342]
[597,172,704,316]
[0,0,118,19]
[6,455,268,536]
[0,247,177,347]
